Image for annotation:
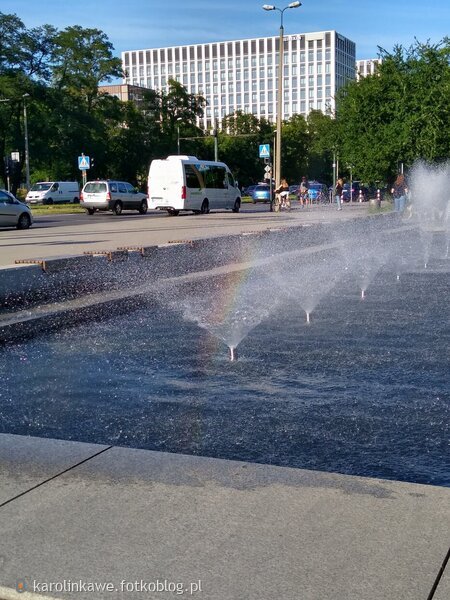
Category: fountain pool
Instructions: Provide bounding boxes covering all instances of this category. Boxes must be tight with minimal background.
[0,262,448,487]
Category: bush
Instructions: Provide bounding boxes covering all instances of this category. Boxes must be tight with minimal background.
[16,188,28,201]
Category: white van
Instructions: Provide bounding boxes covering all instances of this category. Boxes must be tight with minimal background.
[148,155,241,216]
[26,181,80,205]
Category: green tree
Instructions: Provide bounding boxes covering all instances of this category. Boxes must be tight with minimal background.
[281,114,308,183]
[336,39,450,183]
[218,111,274,186]
[51,26,123,112]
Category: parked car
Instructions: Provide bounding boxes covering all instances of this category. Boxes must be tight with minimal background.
[308,182,329,203]
[243,184,257,197]
[26,181,79,205]
[251,184,272,203]
[342,181,368,202]
[80,180,148,215]
[0,189,33,229]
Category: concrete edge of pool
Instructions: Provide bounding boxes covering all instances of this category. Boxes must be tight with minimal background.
[0,433,449,600]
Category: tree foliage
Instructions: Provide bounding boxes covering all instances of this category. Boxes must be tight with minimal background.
[1,12,449,192]
[336,39,450,183]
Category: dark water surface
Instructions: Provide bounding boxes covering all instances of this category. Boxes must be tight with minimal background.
[1,268,449,486]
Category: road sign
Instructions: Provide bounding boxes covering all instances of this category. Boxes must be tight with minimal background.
[259,144,270,159]
[264,165,272,173]
[78,155,90,170]
[11,152,20,162]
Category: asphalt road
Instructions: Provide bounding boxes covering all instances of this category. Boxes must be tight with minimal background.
[0,203,370,267]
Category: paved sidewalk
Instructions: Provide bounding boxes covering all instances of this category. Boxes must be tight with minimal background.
[0,434,449,600]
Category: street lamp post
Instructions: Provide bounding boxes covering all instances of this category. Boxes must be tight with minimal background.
[263,2,301,194]
[23,93,31,191]
[176,117,182,155]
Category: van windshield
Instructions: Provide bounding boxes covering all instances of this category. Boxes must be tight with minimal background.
[30,183,52,191]
[84,182,107,193]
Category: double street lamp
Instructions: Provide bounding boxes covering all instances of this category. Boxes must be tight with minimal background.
[263,2,301,190]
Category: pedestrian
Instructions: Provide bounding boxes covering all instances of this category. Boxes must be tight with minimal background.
[275,178,290,211]
[335,178,344,210]
[391,174,408,213]
[298,176,309,207]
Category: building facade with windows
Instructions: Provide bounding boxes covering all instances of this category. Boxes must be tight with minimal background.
[98,84,146,106]
[122,30,356,130]
[356,58,381,80]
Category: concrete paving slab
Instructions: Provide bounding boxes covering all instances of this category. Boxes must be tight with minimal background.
[0,434,110,506]
[433,559,450,600]
[0,439,449,600]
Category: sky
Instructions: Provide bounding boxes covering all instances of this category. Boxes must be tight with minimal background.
[3,0,449,62]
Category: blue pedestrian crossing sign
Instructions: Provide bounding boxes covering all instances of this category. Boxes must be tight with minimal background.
[259,144,270,159]
[78,155,90,170]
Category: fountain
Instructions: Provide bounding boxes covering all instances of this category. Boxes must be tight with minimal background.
[408,161,450,268]
[0,212,448,487]
[267,250,346,324]
[156,268,281,361]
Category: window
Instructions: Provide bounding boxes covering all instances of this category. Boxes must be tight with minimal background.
[204,166,226,188]
[118,183,127,193]
[185,165,202,189]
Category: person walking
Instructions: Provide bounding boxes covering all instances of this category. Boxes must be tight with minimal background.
[335,178,344,210]
[391,174,408,213]
[299,176,309,207]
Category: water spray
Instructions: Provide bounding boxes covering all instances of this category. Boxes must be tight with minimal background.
[229,346,238,361]
[396,274,400,281]
[306,311,311,324]
[361,289,365,300]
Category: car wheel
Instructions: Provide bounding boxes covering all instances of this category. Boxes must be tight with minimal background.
[86,208,95,215]
[112,201,123,215]
[200,199,209,214]
[46,198,53,205]
[167,209,179,216]
[138,199,148,214]
[17,213,31,230]
[232,198,240,213]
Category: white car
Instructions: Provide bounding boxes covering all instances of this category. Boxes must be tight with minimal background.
[0,189,33,229]
[80,180,148,215]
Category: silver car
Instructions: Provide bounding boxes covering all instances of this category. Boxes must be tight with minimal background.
[0,189,33,229]
[80,180,148,215]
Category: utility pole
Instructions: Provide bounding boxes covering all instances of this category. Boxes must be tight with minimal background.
[23,94,31,191]
[213,118,218,162]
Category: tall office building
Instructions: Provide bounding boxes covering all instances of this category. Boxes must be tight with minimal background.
[122,30,356,130]
[356,58,381,80]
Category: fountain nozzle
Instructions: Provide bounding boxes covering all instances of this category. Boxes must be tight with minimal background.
[229,346,238,361]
